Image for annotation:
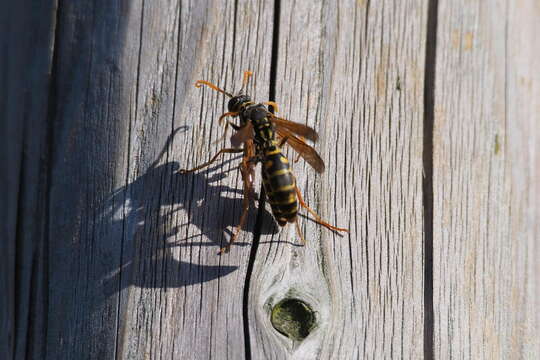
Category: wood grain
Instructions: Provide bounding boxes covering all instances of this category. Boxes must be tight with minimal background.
[0,2,57,359]
[40,0,273,359]
[115,1,274,359]
[2,0,539,359]
[507,4,540,356]
[432,0,539,358]
[247,0,427,358]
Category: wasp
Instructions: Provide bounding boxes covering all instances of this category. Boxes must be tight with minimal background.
[180,71,348,253]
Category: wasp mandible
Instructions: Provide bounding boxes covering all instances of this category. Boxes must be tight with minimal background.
[180,71,348,253]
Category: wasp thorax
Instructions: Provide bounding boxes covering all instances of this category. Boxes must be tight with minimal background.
[228,95,251,112]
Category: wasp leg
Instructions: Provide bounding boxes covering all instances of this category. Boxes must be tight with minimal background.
[179,148,243,174]
[218,187,251,254]
[213,112,240,144]
[295,218,306,245]
[212,123,230,145]
[213,120,241,145]
[278,136,289,147]
[246,155,262,166]
[219,149,256,254]
[262,101,279,113]
[294,185,349,232]
[218,111,239,125]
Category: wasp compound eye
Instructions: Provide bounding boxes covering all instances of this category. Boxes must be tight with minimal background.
[227,95,251,112]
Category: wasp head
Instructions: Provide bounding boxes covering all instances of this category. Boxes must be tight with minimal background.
[227,94,251,112]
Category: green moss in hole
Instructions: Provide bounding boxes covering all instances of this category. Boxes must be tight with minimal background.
[270,298,316,341]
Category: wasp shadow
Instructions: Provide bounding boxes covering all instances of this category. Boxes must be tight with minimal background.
[100,126,278,295]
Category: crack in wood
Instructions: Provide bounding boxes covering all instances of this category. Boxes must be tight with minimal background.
[242,0,281,358]
[423,0,439,359]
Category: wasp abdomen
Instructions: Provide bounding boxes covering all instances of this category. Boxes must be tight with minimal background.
[262,148,297,226]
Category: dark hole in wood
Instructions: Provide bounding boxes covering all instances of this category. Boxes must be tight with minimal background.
[270,298,316,341]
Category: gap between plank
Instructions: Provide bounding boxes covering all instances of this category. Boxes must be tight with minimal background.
[242,0,281,358]
[423,0,438,358]
[33,1,64,358]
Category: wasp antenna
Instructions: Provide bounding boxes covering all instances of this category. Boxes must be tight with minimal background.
[238,70,253,94]
[194,80,233,98]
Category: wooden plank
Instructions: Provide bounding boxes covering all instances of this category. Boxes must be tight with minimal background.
[115,1,274,359]
[432,0,539,357]
[0,2,57,359]
[247,0,427,358]
[501,0,540,359]
[44,2,142,358]
[506,1,540,357]
[43,0,274,359]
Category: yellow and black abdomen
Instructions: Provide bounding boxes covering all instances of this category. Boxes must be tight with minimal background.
[262,146,297,226]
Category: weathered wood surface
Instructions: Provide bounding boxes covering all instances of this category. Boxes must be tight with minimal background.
[37,1,273,359]
[1,1,538,359]
[432,0,540,358]
[0,2,58,359]
[247,0,426,358]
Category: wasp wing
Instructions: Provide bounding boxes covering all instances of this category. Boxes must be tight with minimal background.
[269,114,319,142]
[276,127,325,173]
[230,122,254,148]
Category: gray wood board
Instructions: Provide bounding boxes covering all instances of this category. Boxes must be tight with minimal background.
[42,0,273,359]
[115,1,274,359]
[247,1,427,358]
[0,2,58,359]
[44,1,142,358]
[432,0,539,358]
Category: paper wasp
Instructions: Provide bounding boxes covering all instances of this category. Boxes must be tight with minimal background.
[180,71,348,253]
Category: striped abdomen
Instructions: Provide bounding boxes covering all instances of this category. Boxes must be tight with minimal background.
[261,146,297,226]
